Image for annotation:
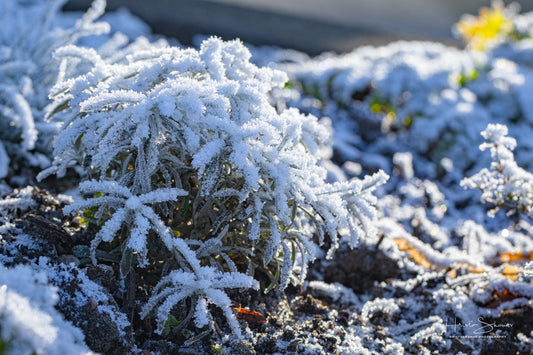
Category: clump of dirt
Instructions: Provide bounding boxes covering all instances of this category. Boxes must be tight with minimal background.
[323,246,400,293]
[47,263,135,354]
[6,186,86,259]
[292,294,329,315]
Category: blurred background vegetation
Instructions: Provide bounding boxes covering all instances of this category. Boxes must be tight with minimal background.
[65,1,533,54]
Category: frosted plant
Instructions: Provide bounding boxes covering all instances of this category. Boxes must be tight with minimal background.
[285,41,473,108]
[43,36,387,276]
[41,36,387,334]
[274,8,533,178]
[0,0,110,178]
[462,124,533,217]
[141,266,258,337]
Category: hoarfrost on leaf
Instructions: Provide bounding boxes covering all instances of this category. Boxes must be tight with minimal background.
[63,180,187,266]
[141,266,259,338]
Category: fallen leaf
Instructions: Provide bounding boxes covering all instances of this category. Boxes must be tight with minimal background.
[232,306,267,325]
[485,289,527,308]
[501,265,520,281]
[498,251,533,263]
[394,238,433,269]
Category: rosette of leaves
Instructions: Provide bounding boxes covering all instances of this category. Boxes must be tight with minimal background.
[0,0,110,178]
[43,37,387,334]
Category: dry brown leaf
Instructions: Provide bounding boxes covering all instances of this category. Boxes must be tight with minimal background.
[498,250,533,263]
[394,238,434,269]
[501,265,520,281]
[485,289,529,308]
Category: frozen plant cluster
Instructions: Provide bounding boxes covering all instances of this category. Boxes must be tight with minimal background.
[462,123,533,218]
[276,41,489,175]
[41,35,387,334]
[0,0,109,179]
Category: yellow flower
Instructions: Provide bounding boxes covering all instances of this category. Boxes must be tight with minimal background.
[456,1,514,51]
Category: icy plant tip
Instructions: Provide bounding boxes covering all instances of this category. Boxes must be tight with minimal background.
[462,123,533,217]
[141,266,259,338]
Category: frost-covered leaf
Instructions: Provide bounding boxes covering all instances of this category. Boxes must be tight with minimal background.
[141,266,258,338]
[64,180,187,266]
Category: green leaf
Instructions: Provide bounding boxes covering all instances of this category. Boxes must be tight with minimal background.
[48,100,70,117]
[120,248,134,278]
[264,260,280,294]
[458,69,479,86]
[162,314,182,336]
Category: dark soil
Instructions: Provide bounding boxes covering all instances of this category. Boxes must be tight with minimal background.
[324,246,400,293]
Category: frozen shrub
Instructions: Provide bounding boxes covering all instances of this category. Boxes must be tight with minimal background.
[0,264,92,354]
[0,0,110,178]
[462,123,533,217]
[41,36,387,334]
